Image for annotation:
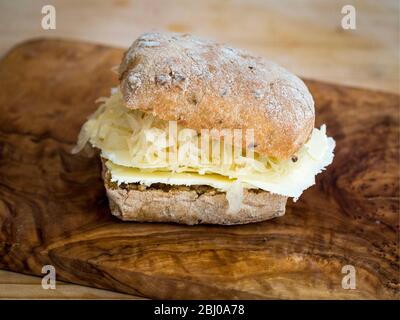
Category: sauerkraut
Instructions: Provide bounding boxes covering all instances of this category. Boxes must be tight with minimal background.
[73,89,335,212]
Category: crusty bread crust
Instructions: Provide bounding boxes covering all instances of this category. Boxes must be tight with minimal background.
[102,161,287,225]
[119,33,315,160]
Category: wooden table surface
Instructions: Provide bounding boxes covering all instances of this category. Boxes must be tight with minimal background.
[0,0,398,299]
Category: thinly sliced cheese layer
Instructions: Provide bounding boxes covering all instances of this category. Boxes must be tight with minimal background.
[106,124,335,200]
[106,161,237,190]
[74,90,336,211]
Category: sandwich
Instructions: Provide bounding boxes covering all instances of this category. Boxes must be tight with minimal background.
[73,32,335,225]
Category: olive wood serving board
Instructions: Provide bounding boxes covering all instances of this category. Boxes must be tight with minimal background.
[0,39,398,299]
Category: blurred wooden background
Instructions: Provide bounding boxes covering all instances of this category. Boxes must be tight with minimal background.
[0,0,398,299]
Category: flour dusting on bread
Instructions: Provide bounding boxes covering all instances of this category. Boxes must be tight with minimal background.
[119,32,315,159]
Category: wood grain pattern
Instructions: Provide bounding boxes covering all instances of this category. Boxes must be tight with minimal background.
[0,0,398,93]
[0,39,398,299]
[0,270,141,299]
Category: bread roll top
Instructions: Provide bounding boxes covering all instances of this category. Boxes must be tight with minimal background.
[119,33,315,160]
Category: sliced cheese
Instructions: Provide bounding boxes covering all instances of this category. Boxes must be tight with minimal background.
[106,160,236,190]
[106,124,335,200]
[74,89,336,211]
